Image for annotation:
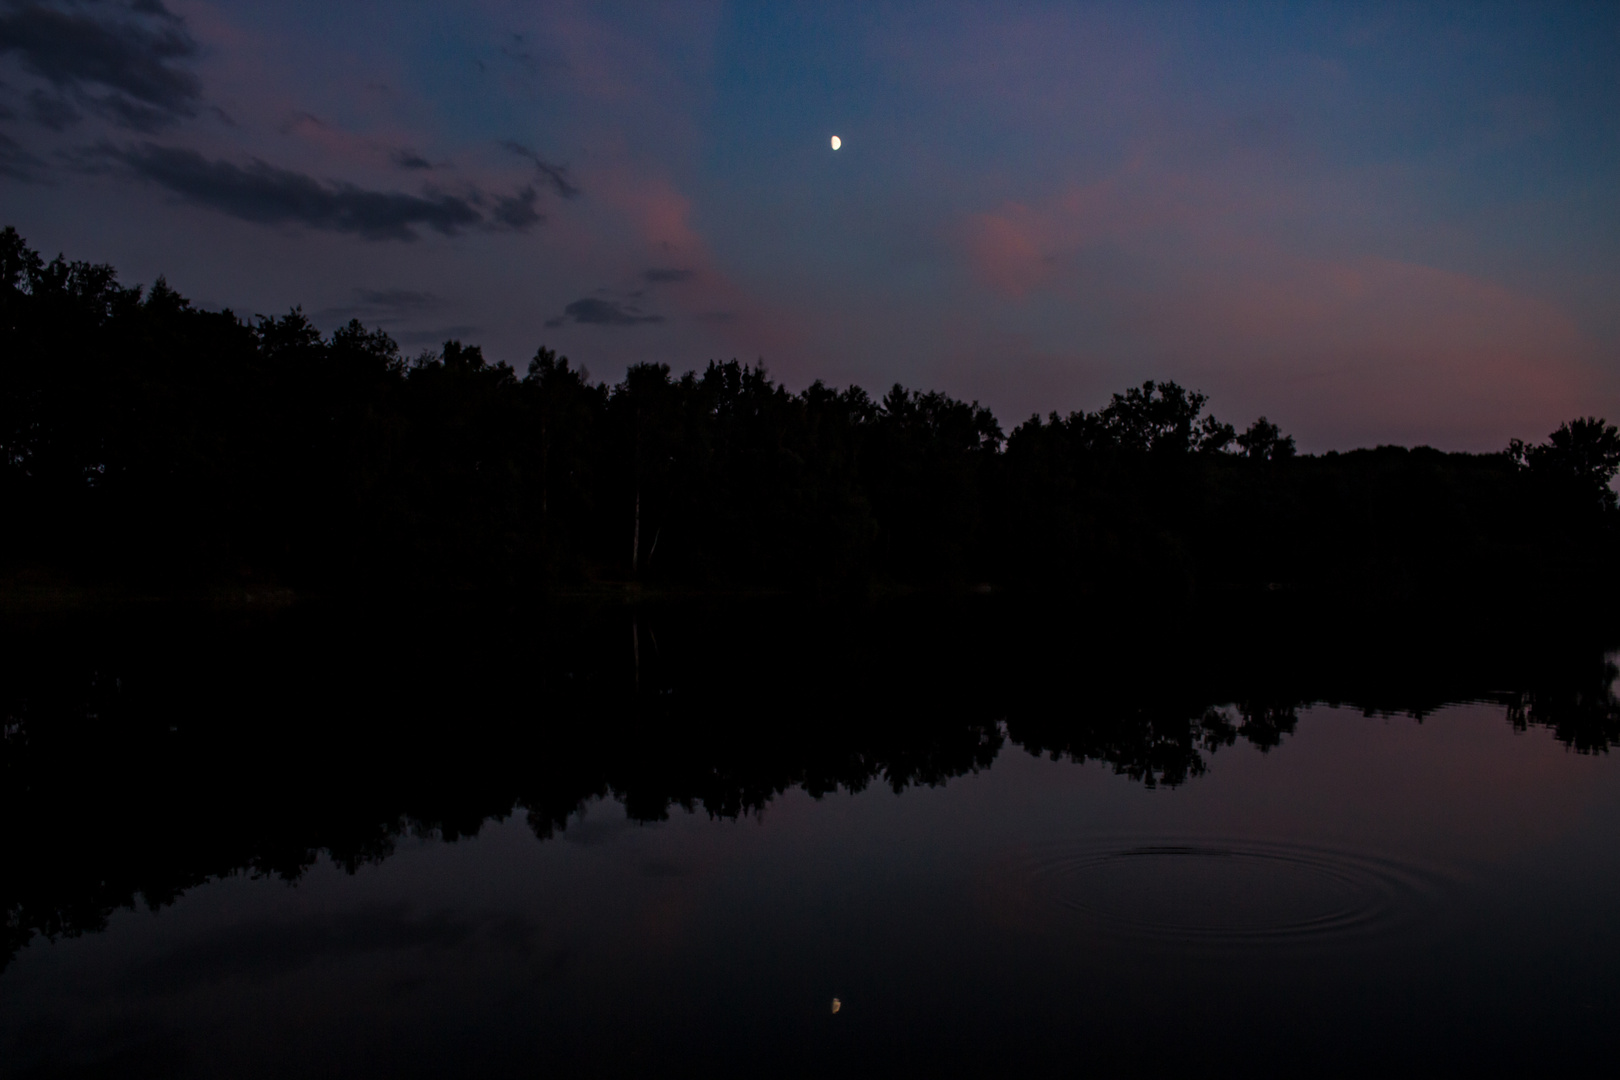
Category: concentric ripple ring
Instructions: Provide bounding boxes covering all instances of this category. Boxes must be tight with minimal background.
[1024,837,1451,946]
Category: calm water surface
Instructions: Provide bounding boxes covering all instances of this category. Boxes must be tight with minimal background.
[2,601,1618,1077]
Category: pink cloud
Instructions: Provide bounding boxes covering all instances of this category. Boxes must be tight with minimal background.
[581,166,804,359]
[963,166,1226,298]
[965,208,1048,298]
[947,167,1611,450]
[1217,261,1596,448]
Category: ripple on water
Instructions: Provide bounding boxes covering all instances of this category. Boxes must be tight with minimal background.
[1024,838,1452,947]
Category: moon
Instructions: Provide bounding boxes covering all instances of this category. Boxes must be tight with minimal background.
[830,135,841,150]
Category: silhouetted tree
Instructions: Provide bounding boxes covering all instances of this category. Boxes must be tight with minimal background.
[1237,417,1296,461]
[1512,417,1620,512]
[524,347,606,582]
[0,227,1615,601]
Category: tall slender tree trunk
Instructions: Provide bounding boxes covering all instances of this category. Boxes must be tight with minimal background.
[631,411,642,577]
[631,484,641,576]
[539,420,548,518]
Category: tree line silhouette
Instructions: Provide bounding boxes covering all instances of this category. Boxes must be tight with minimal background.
[4,225,1619,598]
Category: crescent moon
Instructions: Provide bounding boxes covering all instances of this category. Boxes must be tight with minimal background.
[830,135,842,150]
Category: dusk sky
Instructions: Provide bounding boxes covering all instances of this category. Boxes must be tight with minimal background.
[2,0,1616,450]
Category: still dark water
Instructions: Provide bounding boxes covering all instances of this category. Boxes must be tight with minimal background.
[2,599,1619,1077]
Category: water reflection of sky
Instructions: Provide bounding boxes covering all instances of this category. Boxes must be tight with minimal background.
[4,700,1618,1077]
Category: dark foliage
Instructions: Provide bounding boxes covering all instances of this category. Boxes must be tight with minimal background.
[3,227,1617,599]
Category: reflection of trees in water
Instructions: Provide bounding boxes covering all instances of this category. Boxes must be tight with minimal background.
[1503,652,1620,754]
[1,601,1615,969]
[1008,700,1303,789]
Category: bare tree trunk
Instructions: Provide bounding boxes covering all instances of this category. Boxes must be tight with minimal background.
[631,485,641,576]
[631,410,643,577]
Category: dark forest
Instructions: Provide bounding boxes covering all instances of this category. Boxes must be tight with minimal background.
[4,226,1618,602]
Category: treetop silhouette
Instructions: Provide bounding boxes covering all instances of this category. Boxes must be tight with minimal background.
[2,226,1614,600]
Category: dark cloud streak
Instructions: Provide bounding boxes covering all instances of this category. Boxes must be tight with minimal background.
[544,297,663,328]
[0,129,43,179]
[26,86,76,129]
[0,1,201,128]
[493,186,541,228]
[130,1,181,21]
[312,287,442,325]
[397,323,479,345]
[82,87,172,132]
[500,140,580,199]
[101,143,494,241]
[643,267,695,284]
[354,287,440,311]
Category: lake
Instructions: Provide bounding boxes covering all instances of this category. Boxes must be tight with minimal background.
[2,598,1617,1077]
